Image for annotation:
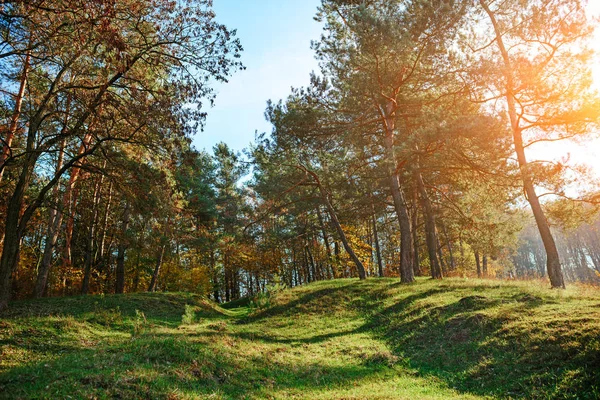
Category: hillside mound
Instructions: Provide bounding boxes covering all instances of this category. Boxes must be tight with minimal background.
[1,279,599,399]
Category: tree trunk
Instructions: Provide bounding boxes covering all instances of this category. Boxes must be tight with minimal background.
[0,134,39,311]
[482,255,488,278]
[480,0,564,289]
[316,205,334,278]
[34,138,67,298]
[411,190,422,276]
[442,223,456,270]
[115,203,131,294]
[381,103,414,283]
[302,166,367,280]
[96,182,113,274]
[0,51,30,184]
[81,174,104,294]
[372,212,384,278]
[148,244,166,292]
[62,133,92,269]
[416,171,442,279]
[475,251,482,278]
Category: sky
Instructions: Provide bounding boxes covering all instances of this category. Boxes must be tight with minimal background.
[193,0,322,154]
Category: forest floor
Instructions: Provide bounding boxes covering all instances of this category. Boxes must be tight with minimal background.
[0,278,599,399]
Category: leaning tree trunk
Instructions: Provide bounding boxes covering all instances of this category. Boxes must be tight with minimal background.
[480,0,564,289]
[148,244,166,292]
[300,166,367,280]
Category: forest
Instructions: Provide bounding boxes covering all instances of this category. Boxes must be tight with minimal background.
[2,0,600,307]
[1,0,600,398]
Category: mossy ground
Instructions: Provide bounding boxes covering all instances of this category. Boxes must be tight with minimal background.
[1,278,599,399]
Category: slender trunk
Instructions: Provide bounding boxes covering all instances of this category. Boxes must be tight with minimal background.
[316,205,334,278]
[480,0,564,289]
[437,235,447,275]
[224,253,230,302]
[96,182,113,273]
[62,133,92,268]
[411,189,422,276]
[372,212,384,278]
[34,138,67,298]
[306,242,318,281]
[475,251,482,278]
[132,249,141,292]
[0,120,40,311]
[416,171,442,279]
[81,174,104,294]
[0,51,30,183]
[302,167,367,280]
[148,245,166,292]
[210,248,219,302]
[442,223,456,270]
[482,255,488,278]
[115,203,131,294]
[382,104,414,283]
[332,242,340,279]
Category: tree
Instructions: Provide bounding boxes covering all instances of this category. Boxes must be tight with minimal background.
[313,0,468,282]
[0,0,243,310]
[466,0,600,288]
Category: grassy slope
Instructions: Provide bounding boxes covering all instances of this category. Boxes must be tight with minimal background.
[0,278,599,399]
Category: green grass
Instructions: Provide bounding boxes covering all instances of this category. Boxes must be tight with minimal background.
[1,278,599,399]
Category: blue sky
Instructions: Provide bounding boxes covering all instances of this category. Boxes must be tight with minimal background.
[194,0,323,154]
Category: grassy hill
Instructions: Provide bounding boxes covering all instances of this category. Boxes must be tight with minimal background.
[1,278,599,399]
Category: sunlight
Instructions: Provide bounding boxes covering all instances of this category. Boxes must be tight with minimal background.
[587,2,600,89]
[531,2,600,181]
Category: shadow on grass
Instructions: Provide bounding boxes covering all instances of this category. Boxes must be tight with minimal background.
[2,292,225,327]
[365,286,600,399]
[0,329,387,399]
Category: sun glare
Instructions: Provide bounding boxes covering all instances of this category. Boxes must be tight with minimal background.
[587,2,600,89]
